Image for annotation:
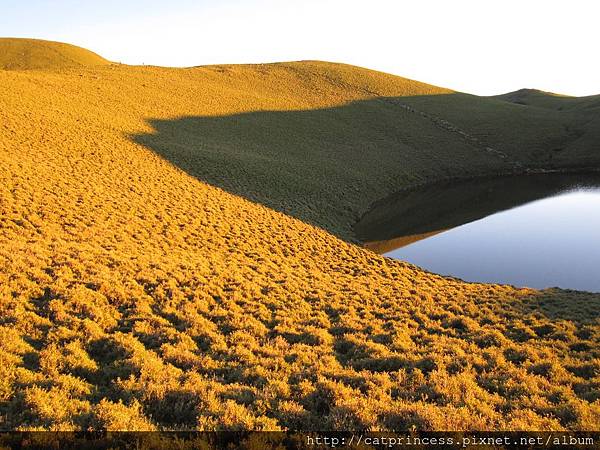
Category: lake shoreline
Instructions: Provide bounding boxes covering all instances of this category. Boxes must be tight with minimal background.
[354,167,600,292]
[354,165,600,244]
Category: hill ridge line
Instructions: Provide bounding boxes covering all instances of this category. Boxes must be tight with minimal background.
[298,65,523,169]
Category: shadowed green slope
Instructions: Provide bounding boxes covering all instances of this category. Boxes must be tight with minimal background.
[134,72,600,239]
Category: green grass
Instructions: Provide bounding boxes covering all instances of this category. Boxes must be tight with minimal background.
[135,83,600,240]
[493,88,600,111]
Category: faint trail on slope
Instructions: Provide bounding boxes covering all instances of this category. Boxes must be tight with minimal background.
[381,98,524,170]
[302,66,526,171]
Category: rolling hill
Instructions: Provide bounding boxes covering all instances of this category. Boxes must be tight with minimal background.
[0,37,109,70]
[493,88,600,112]
[0,39,599,431]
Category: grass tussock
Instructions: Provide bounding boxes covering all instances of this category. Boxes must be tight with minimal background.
[0,40,599,431]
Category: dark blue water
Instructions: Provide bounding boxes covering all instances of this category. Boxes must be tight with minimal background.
[357,174,600,292]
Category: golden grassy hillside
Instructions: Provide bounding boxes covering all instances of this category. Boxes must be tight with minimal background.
[0,38,109,70]
[1,40,599,431]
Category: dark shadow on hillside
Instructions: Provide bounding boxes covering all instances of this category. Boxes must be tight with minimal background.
[131,94,594,239]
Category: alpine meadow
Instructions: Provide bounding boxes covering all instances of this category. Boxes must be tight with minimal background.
[0,37,599,432]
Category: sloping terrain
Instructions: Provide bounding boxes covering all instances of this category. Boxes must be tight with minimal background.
[487,89,600,172]
[0,38,109,70]
[493,88,600,112]
[0,40,599,431]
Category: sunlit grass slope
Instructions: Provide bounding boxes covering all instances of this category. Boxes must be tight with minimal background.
[1,40,599,431]
[0,38,109,70]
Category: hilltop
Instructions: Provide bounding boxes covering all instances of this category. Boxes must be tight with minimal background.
[493,88,600,112]
[0,38,109,70]
[0,40,599,431]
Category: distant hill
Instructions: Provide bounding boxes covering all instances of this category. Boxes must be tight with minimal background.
[0,37,109,70]
[493,88,600,112]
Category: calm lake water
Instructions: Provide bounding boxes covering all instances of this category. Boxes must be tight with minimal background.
[356,173,600,292]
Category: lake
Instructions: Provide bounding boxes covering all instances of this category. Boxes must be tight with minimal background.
[355,173,600,292]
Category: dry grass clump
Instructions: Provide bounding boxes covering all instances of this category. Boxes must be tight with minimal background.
[1,40,599,431]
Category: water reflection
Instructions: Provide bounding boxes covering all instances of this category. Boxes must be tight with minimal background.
[356,173,600,292]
